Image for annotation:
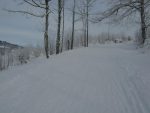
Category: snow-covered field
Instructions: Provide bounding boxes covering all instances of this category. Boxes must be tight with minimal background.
[0,43,150,113]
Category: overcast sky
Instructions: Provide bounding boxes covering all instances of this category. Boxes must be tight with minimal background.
[0,0,138,46]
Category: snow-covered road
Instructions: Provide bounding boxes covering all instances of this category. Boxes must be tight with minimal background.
[0,43,150,113]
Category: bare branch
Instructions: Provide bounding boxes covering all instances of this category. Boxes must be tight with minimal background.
[31,0,45,8]
[4,9,45,18]
[94,1,141,23]
[23,0,46,9]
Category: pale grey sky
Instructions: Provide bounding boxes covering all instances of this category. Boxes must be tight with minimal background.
[0,0,138,46]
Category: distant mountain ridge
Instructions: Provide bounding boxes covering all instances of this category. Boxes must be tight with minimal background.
[0,40,23,49]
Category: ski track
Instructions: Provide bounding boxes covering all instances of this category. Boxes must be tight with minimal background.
[116,57,150,113]
[0,43,149,113]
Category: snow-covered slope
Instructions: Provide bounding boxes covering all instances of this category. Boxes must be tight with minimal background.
[0,43,150,113]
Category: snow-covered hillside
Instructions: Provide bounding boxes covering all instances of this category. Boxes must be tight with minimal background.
[0,43,150,113]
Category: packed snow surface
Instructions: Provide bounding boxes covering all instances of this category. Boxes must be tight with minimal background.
[0,43,150,113]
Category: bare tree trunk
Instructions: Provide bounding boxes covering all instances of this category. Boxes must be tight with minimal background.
[61,0,65,52]
[44,0,49,58]
[71,0,75,50]
[56,0,62,54]
[80,8,86,47]
[86,3,89,47]
[140,0,146,44]
[67,40,70,50]
[84,23,87,47]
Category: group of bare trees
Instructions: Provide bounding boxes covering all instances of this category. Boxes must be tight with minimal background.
[5,0,97,58]
[5,0,150,58]
[95,0,150,45]
[77,0,96,47]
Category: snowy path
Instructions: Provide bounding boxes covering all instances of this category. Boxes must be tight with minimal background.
[0,43,150,113]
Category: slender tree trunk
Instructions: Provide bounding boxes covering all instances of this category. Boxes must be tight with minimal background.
[71,0,75,50]
[86,3,89,47]
[56,0,62,54]
[81,13,86,47]
[44,0,49,58]
[61,0,65,52]
[84,20,87,47]
[67,40,70,50]
[140,0,146,44]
